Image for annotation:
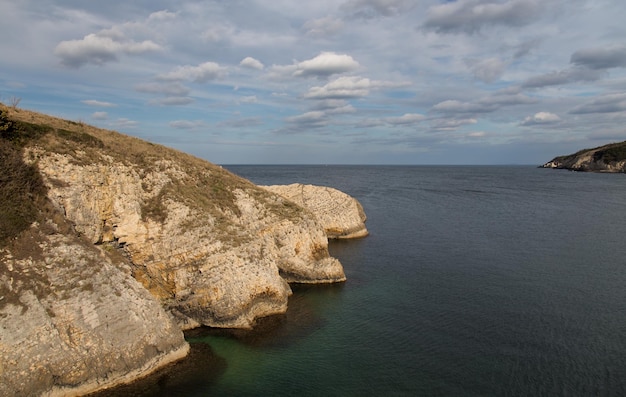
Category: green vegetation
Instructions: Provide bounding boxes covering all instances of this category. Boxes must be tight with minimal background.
[593,143,626,164]
[0,109,49,246]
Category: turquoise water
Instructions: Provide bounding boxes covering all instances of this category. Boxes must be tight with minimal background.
[98,166,626,396]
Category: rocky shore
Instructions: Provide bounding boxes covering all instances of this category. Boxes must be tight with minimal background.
[0,105,367,396]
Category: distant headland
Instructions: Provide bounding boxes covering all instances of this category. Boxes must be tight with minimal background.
[541,140,626,172]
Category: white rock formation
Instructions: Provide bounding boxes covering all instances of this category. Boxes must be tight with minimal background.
[24,147,345,330]
[0,227,188,397]
[263,183,368,239]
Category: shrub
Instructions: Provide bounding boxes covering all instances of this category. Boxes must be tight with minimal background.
[0,140,48,246]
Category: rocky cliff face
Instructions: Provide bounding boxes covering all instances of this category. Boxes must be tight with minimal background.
[541,141,626,172]
[26,149,345,329]
[0,223,188,397]
[1,105,361,395]
[6,106,345,331]
[263,183,368,239]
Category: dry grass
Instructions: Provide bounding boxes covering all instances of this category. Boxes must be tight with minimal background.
[1,102,307,248]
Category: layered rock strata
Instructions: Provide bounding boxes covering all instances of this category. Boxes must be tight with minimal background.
[24,146,345,330]
[263,183,368,239]
[0,225,188,397]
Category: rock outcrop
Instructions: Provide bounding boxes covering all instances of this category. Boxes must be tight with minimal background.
[5,106,346,331]
[0,105,363,395]
[263,183,368,239]
[27,150,345,329]
[0,224,188,397]
[541,141,626,172]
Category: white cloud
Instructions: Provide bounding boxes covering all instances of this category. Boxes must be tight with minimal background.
[54,33,161,68]
[304,76,371,99]
[240,57,264,70]
[303,16,344,36]
[282,111,328,131]
[432,99,496,114]
[293,52,360,78]
[521,112,561,126]
[82,99,116,107]
[385,113,425,125]
[158,61,227,83]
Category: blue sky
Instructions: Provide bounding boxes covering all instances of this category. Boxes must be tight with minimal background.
[1,0,626,164]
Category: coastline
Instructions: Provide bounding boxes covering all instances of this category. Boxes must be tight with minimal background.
[45,344,190,397]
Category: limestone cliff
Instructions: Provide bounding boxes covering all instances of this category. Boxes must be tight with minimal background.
[541,141,626,172]
[263,183,368,239]
[5,105,345,331]
[0,223,188,397]
[0,104,360,395]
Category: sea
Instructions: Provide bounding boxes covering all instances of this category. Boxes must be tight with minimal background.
[99,165,626,397]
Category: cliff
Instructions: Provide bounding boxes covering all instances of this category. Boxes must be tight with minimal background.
[0,104,361,395]
[541,141,626,172]
[263,183,368,239]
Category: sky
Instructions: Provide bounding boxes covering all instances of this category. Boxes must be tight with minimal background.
[1,0,626,165]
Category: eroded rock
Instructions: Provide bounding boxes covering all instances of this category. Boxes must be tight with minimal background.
[0,227,188,397]
[263,183,368,239]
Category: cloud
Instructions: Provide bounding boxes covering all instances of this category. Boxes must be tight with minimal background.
[239,95,258,103]
[283,111,328,130]
[112,118,138,129]
[304,76,371,99]
[169,120,207,129]
[54,33,160,68]
[303,16,344,36]
[467,131,487,138]
[431,118,478,131]
[432,92,536,114]
[520,112,561,126]
[154,97,195,106]
[432,99,497,114]
[293,52,360,78]
[312,99,356,114]
[82,99,116,107]
[135,82,191,97]
[522,67,604,88]
[569,93,626,114]
[465,57,507,83]
[158,61,227,83]
[385,113,425,125]
[217,117,263,128]
[570,44,626,70]
[148,10,177,21]
[91,111,108,120]
[422,0,541,34]
[266,52,366,80]
[341,0,415,18]
[240,57,264,70]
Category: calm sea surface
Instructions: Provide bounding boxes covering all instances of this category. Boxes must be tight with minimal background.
[100,166,626,397]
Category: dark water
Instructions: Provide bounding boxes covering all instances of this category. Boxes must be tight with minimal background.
[100,166,626,396]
